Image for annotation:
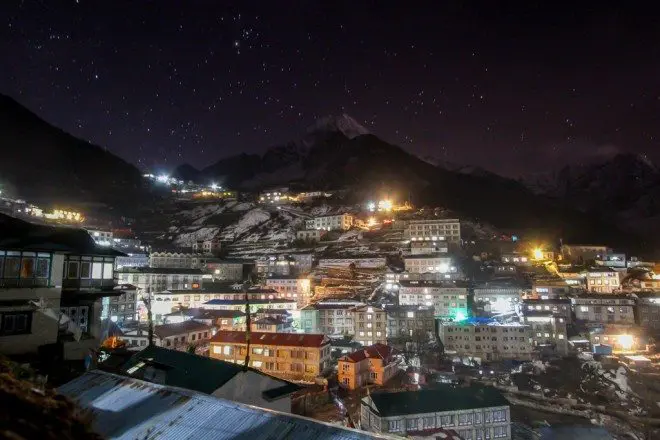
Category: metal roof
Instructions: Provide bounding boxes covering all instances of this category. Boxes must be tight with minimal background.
[59,370,391,440]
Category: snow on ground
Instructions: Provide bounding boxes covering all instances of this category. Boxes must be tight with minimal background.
[173,227,220,247]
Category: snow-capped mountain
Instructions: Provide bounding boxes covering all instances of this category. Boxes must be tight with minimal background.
[304,114,370,140]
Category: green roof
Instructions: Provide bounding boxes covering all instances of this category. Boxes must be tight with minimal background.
[121,345,300,397]
[367,385,509,417]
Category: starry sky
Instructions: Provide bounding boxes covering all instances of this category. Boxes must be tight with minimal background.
[1,1,659,176]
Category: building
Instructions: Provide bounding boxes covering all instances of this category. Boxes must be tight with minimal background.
[595,252,626,268]
[405,218,461,244]
[572,295,635,324]
[352,305,387,346]
[300,301,363,335]
[385,306,436,339]
[360,386,511,439]
[410,240,448,255]
[403,254,458,278]
[210,331,331,381]
[206,259,249,281]
[398,281,468,319]
[522,312,568,355]
[121,320,214,350]
[338,343,397,390]
[635,294,660,330]
[256,255,298,277]
[473,282,523,314]
[529,279,570,299]
[259,187,292,204]
[0,214,129,360]
[500,253,530,266]
[586,266,621,293]
[163,308,246,330]
[317,257,387,269]
[86,229,113,246]
[59,370,381,439]
[105,288,138,323]
[560,244,610,263]
[116,267,204,294]
[521,298,573,323]
[305,213,354,231]
[203,298,297,314]
[251,316,293,333]
[114,252,150,269]
[589,325,647,353]
[264,275,312,308]
[192,238,221,256]
[149,252,203,269]
[296,229,327,242]
[438,322,533,361]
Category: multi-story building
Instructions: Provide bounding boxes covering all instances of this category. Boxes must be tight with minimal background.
[121,320,214,351]
[403,254,458,278]
[572,295,635,324]
[296,229,327,242]
[116,267,204,293]
[560,244,610,263]
[264,276,312,308]
[259,187,292,204]
[586,266,621,293]
[206,259,248,281]
[589,325,647,353]
[149,252,203,269]
[338,343,397,390]
[305,213,354,231]
[317,257,387,269]
[361,386,511,439]
[521,298,573,323]
[202,298,297,314]
[351,305,387,346]
[300,301,362,335]
[409,240,448,255]
[256,255,298,277]
[595,253,627,269]
[473,282,523,314]
[85,229,113,246]
[636,294,660,330]
[0,214,129,360]
[500,253,530,266]
[105,288,138,323]
[290,253,314,273]
[404,218,461,244]
[522,312,568,355]
[251,316,293,333]
[438,322,533,361]
[210,331,331,381]
[529,279,570,299]
[385,305,436,339]
[398,281,468,319]
[163,308,246,330]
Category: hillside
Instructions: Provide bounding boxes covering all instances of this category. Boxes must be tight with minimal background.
[0,94,150,214]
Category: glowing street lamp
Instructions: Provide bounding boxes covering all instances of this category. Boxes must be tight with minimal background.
[533,248,544,260]
[618,334,634,351]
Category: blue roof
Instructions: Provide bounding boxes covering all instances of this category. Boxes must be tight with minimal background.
[59,371,388,440]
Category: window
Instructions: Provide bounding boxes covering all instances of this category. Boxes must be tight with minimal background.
[103,262,114,279]
[67,261,80,279]
[0,312,31,335]
[92,262,103,279]
[388,420,402,432]
[223,345,232,355]
[423,417,434,429]
[494,426,507,438]
[440,415,453,426]
[458,413,473,425]
[406,418,417,430]
[492,410,506,422]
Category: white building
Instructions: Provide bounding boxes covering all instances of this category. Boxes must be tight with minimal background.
[586,266,621,293]
[409,240,448,255]
[572,295,635,324]
[473,282,523,314]
[296,229,327,242]
[361,387,511,439]
[114,253,150,269]
[398,281,468,319]
[86,229,113,246]
[305,213,354,231]
[149,252,203,269]
[438,322,533,362]
[256,255,298,277]
[403,254,458,278]
[121,320,214,350]
[264,276,312,308]
[404,218,461,244]
[300,301,363,335]
[317,257,387,269]
[522,313,568,355]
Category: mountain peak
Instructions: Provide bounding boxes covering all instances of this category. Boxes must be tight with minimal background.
[306,114,370,139]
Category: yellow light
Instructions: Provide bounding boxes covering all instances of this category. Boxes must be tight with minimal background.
[367,217,377,227]
[618,334,634,350]
[533,248,543,260]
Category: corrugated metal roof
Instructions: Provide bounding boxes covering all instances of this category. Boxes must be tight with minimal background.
[59,370,390,440]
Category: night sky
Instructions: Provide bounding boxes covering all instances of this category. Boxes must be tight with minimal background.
[1,1,659,176]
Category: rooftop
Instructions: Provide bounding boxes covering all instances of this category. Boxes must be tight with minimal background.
[204,298,296,305]
[366,386,509,417]
[211,331,328,348]
[164,308,245,318]
[403,254,452,259]
[59,370,384,440]
[153,321,213,339]
[116,267,205,275]
[342,343,395,363]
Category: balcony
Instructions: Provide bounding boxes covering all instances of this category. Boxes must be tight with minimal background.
[63,278,117,290]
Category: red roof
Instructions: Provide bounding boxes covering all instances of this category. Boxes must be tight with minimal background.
[210,331,328,348]
[342,343,394,363]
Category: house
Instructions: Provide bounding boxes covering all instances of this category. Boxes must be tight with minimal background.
[114,252,150,269]
[209,331,331,381]
[305,213,354,231]
[398,281,468,319]
[351,305,387,346]
[589,325,647,353]
[251,316,293,333]
[256,254,298,277]
[300,300,363,335]
[530,279,570,299]
[338,343,398,390]
[572,295,635,324]
[0,213,130,360]
[555,264,587,288]
[192,238,221,256]
[438,322,533,362]
[118,345,300,412]
[59,371,386,438]
[521,298,573,323]
[385,305,436,339]
[586,266,621,293]
[296,229,327,242]
[202,298,297,313]
[264,275,312,308]
[500,253,530,266]
[206,259,249,282]
[163,308,246,330]
[635,293,660,330]
[148,251,203,269]
[360,386,511,439]
[404,218,461,244]
[105,287,139,324]
[115,267,204,296]
[560,244,610,263]
[595,253,626,268]
[473,282,523,314]
[317,257,387,269]
[403,254,458,278]
[120,320,214,351]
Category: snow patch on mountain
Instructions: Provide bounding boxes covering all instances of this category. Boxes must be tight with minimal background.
[306,114,369,139]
